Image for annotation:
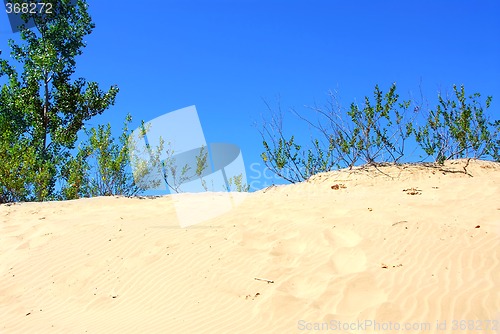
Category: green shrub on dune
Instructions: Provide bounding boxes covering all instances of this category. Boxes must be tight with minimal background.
[260,84,499,183]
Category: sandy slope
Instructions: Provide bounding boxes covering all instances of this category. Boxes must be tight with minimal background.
[1,159,499,333]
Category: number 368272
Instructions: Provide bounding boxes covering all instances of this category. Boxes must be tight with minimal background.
[5,2,53,14]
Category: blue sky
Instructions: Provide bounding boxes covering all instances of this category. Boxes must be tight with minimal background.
[1,0,499,192]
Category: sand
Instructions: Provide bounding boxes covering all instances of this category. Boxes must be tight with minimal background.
[1,159,499,333]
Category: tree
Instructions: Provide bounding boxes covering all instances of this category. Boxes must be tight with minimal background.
[0,0,118,202]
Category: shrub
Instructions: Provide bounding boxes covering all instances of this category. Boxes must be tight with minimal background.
[260,84,417,182]
[59,114,148,199]
[414,84,499,164]
[260,83,499,183]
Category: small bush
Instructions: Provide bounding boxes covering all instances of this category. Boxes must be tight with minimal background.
[59,114,151,199]
[260,83,499,183]
[414,84,499,164]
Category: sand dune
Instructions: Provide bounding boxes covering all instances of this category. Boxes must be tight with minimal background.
[1,159,499,333]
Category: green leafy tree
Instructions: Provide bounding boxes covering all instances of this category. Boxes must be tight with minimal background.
[0,0,118,202]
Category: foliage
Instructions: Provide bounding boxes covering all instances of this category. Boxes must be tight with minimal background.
[196,145,209,191]
[0,0,118,202]
[345,84,414,164]
[259,103,308,183]
[414,84,499,164]
[260,83,499,183]
[227,173,250,192]
[60,114,148,199]
[260,84,416,182]
[0,129,55,202]
[128,123,212,194]
[129,134,251,193]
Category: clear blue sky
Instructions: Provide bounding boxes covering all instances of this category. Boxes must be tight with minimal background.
[1,1,499,191]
